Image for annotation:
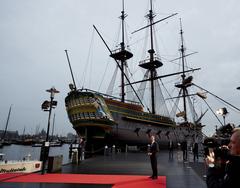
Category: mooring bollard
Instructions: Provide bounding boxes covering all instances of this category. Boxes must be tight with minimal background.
[112,145,116,155]
[104,145,108,156]
[72,149,78,164]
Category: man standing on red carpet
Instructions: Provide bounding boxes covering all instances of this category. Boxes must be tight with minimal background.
[148,135,159,179]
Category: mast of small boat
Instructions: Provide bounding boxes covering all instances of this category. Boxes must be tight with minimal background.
[1,105,12,141]
[22,126,25,141]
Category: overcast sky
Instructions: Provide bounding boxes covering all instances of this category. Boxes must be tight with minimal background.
[0,0,239,137]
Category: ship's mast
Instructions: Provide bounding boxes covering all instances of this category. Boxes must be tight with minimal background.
[110,0,133,102]
[99,0,177,109]
[138,0,163,114]
[149,0,157,114]
[120,0,126,102]
[180,20,188,122]
[174,19,196,123]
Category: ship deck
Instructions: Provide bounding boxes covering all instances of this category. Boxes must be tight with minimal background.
[0,150,207,188]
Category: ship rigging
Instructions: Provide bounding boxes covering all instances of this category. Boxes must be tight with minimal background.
[64,0,239,153]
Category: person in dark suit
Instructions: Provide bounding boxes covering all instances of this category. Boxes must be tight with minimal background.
[193,142,199,162]
[77,138,86,162]
[148,135,159,179]
[181,140,188,161]
[168,139,174,160]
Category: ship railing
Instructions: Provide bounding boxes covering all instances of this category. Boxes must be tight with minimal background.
[72,88,174,124]
[79,88,140,105]
[0,159,40,164]
[139,56,161,65]
[86,146,105,155]
[110,105,174,124]
[111,46,132,54]
[69,112,112,122]
[111,47,122,54]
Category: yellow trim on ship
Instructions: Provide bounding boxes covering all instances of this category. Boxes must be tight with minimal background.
[73,123,112,131]
[108,105,174,126]
[123,116,175,127]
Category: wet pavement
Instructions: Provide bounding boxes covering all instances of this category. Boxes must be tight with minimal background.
[0,149,207,188]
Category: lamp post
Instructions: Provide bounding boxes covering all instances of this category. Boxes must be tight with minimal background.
[216,107,228,126]
[40,87,59,174]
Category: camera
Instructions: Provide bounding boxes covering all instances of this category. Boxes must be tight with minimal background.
[203,123,235,168]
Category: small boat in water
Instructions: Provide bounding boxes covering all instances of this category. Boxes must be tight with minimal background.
[0,153,42,174]
[32,141,63,147]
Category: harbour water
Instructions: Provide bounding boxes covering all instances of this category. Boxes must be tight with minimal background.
[0,144,71,164]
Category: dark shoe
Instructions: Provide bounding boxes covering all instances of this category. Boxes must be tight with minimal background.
[149,176,153,179]
[152,176,158,179]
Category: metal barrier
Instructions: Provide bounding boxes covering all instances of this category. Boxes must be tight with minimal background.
[47,155,63,173]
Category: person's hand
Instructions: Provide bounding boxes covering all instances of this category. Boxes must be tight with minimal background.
[148,152,152,156]
[206,149,215,167]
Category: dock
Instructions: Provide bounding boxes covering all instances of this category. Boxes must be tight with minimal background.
[0,149,207,188]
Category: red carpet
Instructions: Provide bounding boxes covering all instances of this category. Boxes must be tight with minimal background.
[0,173,166,188]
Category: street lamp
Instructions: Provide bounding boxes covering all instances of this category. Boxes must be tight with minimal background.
[216,107,228,126]
[40,86,59,174]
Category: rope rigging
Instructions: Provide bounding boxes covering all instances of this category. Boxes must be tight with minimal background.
[81,28,95,89]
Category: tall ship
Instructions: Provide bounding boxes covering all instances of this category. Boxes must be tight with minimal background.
[65,0,205,153]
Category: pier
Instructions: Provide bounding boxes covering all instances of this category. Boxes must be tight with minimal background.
[0,150,207,188]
